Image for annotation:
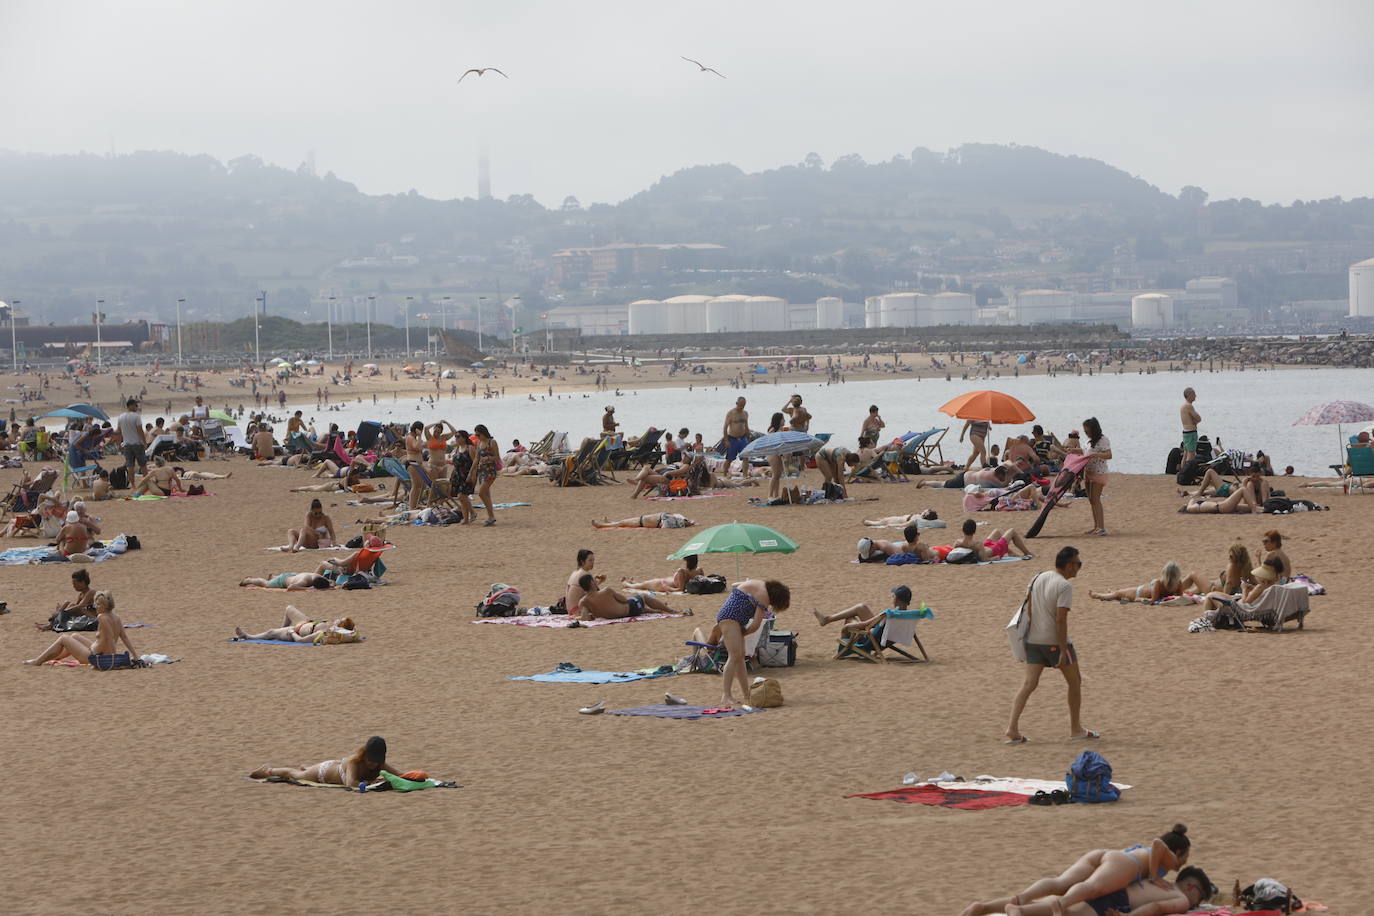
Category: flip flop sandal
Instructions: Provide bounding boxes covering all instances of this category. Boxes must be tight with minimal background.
[1050,789,1072,805]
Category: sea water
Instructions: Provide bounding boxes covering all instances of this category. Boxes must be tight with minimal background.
[289,367,1371,476]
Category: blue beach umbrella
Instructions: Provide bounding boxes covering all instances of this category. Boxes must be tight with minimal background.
[41,408,90,420]
[66,403,109,421]
[738,430,823,458]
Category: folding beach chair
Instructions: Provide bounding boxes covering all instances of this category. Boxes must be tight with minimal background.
[550,438,598,487]
[1338,446,1374,493]
[613,428,665,470]
[683,617,773,673]
[1206,582,1310,632]
[379,456,414,505]
[909,427,948,467]
[834,608,930,663]
[201,420,233,458]
[410,463,457,510]
[526,431,556,460]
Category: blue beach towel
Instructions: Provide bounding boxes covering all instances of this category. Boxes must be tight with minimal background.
[510,662,675,684]
[228,638,321,647]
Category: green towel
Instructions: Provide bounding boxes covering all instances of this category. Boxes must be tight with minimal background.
[380,772,437,792]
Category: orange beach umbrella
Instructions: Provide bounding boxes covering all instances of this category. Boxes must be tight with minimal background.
[938,390,1035,424]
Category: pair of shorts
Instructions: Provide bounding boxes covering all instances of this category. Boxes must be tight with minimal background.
[1181,430,1198,451]
[267,573,291,589]
[121,444,148,470]
[724,436,749,461]
[1216,482,1232,497]
[1086,887,1130,916]
[626,596,645,616]
[1025,643,1077,667]
[983,537,1009,559]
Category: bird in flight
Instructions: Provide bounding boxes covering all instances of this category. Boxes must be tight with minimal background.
[681,56,725,78]
[458,68,509,84]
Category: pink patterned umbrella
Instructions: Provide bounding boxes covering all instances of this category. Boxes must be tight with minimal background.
[1293,400,1374,426]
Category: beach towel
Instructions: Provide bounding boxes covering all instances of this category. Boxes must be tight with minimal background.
[646,493,726,501]
[1,535,134,566]
[510,663,676,684]
[472,502,533,510]
[263,545,353,552]
[865,519,947,530]
[849,554,1031,567]
[1290,574,1326,595]
[228,637,323,646]
[607,704,759,719]
[473,612,687,628]
[846,786,1031,809]
[248,774,461,791]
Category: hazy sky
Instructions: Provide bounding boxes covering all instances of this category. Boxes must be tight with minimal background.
[3,0,1371,207]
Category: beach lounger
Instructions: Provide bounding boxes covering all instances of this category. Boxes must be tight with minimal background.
[834,608,929,663]
[1205,582,1310,632]
[908,427,948,467]
[379,456,414,505]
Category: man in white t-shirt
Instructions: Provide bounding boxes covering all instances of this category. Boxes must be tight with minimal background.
[189,395,210,428]
[1005,545,1099,744]
[114,398,149,476]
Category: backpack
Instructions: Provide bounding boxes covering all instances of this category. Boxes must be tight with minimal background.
[109,466,130,490]
[684,574,726,595]
[476,583,521,617]
[1164,446,1182,475]
[1066,750,1120,803]
[341,573,371,590]
[1175,458,1205,486]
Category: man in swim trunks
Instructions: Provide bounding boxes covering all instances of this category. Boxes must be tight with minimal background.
[953,518,1032,560]
[857,524,939,563]
[1180,387,1200,466]
[590,513,694,529]
[722,397,750,476]
[573,574,680,620]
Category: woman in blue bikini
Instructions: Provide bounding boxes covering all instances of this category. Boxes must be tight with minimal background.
[984,824,1191,916]
[711,578,789,707]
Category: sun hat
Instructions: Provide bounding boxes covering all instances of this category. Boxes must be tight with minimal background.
[1252,565,1277,582]
[65,511,79,523]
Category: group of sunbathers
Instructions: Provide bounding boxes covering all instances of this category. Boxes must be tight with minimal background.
[563,549,688,620]
[858,519,1032,564]
[1089,532,1293,607]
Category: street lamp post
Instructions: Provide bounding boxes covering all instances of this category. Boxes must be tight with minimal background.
[327,296,335,361]
[175,298,184,366]
[366,295,375,359]
[95,299,104,368]
[3,299,18,372]
[477,296,486,352]
[419,313,431,357]
[439,296,449,358]
[254,292,264,366]
[405,296,413,356]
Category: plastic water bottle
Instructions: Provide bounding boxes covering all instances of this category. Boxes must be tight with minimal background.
[358,781,368,794]
[902,772,919,785]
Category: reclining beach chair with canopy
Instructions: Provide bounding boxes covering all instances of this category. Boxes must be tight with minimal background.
[834,607,930,663]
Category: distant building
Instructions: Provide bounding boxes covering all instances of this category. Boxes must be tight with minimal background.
[1351,257,1374,318]
[543,304,628,336]
[550,243,727,289]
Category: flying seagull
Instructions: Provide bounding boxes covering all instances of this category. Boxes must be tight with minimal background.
[458,68,509,84]
[681,56,725,78]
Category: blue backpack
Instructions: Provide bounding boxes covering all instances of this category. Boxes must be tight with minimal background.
[1066,750,1120,803]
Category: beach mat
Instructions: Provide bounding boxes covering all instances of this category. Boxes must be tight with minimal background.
[846,786,1029,809]
[247,773,461,791]
[608,704,758,720]
[645,493,726,501]
[228,637,321,646]
[510,664,675,684]
[848,555,1031,566]
[473,612,687,628]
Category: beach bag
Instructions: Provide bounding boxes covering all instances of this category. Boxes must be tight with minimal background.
[90,652,135,671]
[749,677,784,708]
[476,584,521,617]
[822,482,844,501]
[1239,879,1300,911]
[345,535,364,549]
[1005,574,1042,663]
[758,630,797,667]
[109,466,130,490]
[125,535,141,550]
[341,573,371,590]
[1066,750,1119,803]
[1165,447,1182,476]
[186,484,205,496]
[945,547,977,564]
[49,609,98,632]
[1175,458,1205,486]
[684,574,726,595]
[1263,496,1295,514]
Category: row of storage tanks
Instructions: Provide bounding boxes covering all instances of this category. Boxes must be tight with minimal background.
[862,292,977,328]
[629,295,801,335]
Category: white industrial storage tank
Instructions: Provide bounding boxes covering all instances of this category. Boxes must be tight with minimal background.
[928,292,975,326]
[879,293,918,328]
[706,295,748,333]
[1014,290,1074,323]
[816,297,845,330]
[662,295,711,335]
[864,296,883,329]
[1131,293,1175,328]
[627,299,662,336]
[744,296,787,332]
[1351,258,1374,318]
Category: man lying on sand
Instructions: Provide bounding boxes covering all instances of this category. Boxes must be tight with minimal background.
[861,509,940,528]
[858,525,938,562]
[572,574,684,620]
[951,519,1032,560]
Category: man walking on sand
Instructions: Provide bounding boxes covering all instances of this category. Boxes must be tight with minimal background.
[1005,545,1099,744]
[1180,387,1201,466]
[722,396,750,476]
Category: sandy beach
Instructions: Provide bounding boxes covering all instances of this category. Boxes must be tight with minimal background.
[1,362,1366,915]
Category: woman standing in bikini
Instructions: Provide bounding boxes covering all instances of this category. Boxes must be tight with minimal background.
[402,421,427,509]
[711,578,789,707]
[961,418,991,470]
[1069,417,1112,536]
[765,412,786,500]
[24,590,139,667]
[250,736,401,787]
[470,424,500,526]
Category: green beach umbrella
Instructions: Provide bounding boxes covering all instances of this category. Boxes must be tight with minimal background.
[209,409,237,426]
[668,521,799,578]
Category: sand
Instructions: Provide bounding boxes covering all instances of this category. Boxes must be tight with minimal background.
[1,381,1366,914]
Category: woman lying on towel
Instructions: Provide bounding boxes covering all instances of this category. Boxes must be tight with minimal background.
[1178,481,1261,514]
[250,735,403,787]
[958,824,1198,916]
[622,553,701,592]
[961,867,1214,916]
[239,572,333,590]
[861,509,940,528]
[591,513,695,529]
[24,590,139,667]
[234,606,356,642]
[1090,561,1210,603]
